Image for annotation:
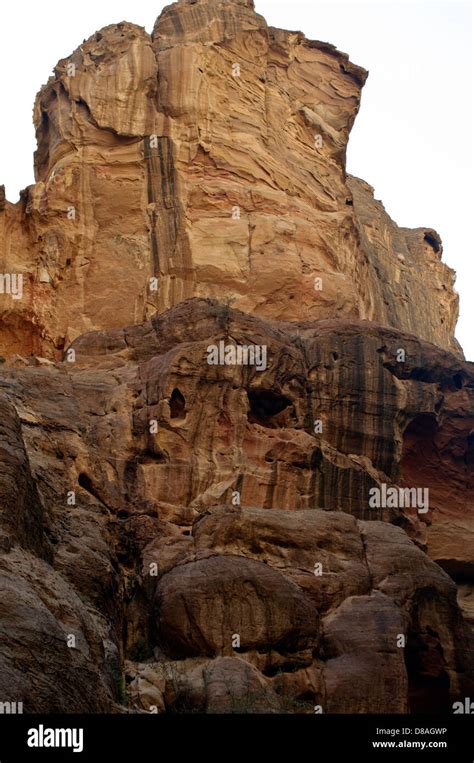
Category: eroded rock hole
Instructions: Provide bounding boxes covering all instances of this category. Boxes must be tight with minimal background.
[409,367,436,382]
[424,233,441,254]
[170,388,186,419]
[247,389,292,427]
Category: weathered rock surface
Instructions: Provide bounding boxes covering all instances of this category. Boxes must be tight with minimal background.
[0,0,461,359]
[155,555,320,661]
[0,0,471,715]
[0,299,472,712]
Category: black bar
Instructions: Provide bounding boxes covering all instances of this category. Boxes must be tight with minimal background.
[0,714,472,761]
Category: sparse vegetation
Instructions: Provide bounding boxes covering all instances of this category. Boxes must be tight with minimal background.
[290,333,305,351]
[210,295,237,332]
[111,665,127,706]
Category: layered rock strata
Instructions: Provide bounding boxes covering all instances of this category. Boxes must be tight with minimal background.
[0,0,471,715]
[0,300,472,712]
[0,0,460,359]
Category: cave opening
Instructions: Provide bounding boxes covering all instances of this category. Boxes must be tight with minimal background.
[247,389,292,427]
[170,388,186,419]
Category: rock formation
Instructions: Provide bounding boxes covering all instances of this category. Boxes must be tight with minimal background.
[0,0,460,358]
[0,0,472,714]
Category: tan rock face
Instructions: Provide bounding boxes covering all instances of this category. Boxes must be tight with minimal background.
[0,0,461,358]
[0,299,472,713]
[0,0,471,715]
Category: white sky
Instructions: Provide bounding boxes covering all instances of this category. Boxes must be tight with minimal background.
[0,0,472,357]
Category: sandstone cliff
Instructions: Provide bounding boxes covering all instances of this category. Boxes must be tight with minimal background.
[0,300,473,713]
[0,0,460,358]
[0,0,472,715]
